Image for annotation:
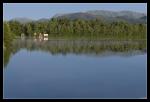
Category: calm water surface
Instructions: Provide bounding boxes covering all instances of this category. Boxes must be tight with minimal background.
[4,39,147,99]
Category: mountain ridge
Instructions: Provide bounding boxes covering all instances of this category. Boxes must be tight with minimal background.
[8,10,147,24]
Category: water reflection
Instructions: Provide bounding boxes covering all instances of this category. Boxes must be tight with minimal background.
[4,39,146,68]
[3,39,147,98]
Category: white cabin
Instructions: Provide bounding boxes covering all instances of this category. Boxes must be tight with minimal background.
[43,34,48,37]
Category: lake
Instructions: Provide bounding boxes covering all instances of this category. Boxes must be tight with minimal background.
[3,39,147,99]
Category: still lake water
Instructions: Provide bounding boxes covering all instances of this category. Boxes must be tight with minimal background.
[3,39,147,99]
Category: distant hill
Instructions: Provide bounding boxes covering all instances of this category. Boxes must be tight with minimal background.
[54,10,147,24]
[86,10,146,19]
[10,17,34,23]
[139,16,147,23]
[9,18,51,23]
[9,10,147,24]
[37,18,50,22]
[56,12,99,20]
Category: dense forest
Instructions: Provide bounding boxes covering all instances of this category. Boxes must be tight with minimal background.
[4,18,146,40]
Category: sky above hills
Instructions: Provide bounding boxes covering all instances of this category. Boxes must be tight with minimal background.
[3,3,147,20]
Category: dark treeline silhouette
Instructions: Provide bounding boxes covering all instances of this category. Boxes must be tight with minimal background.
[5,18,146,40]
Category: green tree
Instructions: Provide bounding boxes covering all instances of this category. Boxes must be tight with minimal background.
[4,22,13,48]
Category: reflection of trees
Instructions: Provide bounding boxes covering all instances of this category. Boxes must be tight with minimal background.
[3,43,13,68]
[4,49,10,68]
[3,39,146,67]
[12,39,146,55]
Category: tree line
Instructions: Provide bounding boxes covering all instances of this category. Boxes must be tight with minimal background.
[4,18,146,41]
